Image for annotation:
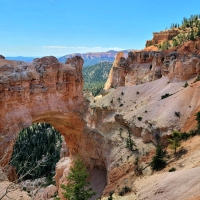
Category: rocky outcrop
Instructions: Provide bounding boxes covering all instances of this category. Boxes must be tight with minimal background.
[104,52,128,90]
[146,30,179,46]
[105,50,200,90]
[36,185,57,200]
[0,56,86,166]
[55,157,72,193]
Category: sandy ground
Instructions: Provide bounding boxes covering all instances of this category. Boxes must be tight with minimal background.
[135,166,200,200]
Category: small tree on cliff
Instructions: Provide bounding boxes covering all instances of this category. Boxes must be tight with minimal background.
[168,130,181,154]
[150,145,166,171]
[61,156,96,200]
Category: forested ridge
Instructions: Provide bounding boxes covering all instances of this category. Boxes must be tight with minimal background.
[83,61,112,96]
[11,123,62,181]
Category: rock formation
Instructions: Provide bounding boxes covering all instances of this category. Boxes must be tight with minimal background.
[146,30,179,46]
[2,41,200,199]
[0,56,85,166]
[105,47,200,90]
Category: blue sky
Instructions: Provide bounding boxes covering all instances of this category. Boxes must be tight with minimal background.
[1,0,200,57]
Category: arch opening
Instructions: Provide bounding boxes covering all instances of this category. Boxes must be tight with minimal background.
[10,123,63,182]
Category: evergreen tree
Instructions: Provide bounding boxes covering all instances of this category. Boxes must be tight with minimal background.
[168,130,181,154]
[150,145,166,171]
[61,156,96,200]
[10,123,62,180]
[190,29,195,41]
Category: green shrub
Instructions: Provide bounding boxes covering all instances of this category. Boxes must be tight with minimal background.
[108,192,114,200]
[194,75,200,83]
[168,130,181,154]
[161,93,171,99]
[174,111,180,117]
[180,132,190,140]
[119,186,131,196]
[169,167,176,172]
[189,129,198,137]
[183,81,189,88]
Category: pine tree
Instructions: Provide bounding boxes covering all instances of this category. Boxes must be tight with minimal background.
[61,156,96,200]
[150,145,166,171]
[168,130,181,154]
[10,123,62,180]
[190,29,195,41]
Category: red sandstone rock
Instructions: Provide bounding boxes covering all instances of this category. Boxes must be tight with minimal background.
[0,56,86,166]
[146,30,179,46]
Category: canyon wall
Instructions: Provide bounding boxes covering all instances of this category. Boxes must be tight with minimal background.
[105,49,200,90]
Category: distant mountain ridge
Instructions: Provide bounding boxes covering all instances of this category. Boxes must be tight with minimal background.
[58,50,130,67]
[5,50,132,66]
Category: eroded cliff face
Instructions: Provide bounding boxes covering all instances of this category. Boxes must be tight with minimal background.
[104,49,200,90]
[90,46,200,196]
[146,30,179,46]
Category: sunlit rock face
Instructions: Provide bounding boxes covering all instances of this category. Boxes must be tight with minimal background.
[104,50,200,90]
[0,56,86,166]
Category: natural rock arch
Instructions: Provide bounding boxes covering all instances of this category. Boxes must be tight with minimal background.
[0,56,106,171]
